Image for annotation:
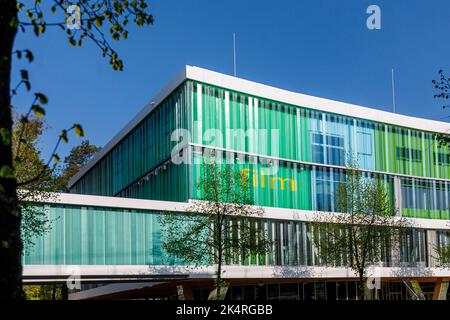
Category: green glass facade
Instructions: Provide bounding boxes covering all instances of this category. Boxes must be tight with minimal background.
[24,204,167,265]
[70,80,450,219]
[23,203,430,268]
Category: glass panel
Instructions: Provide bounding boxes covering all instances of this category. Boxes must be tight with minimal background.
[267,284,279,300]
[279,283,299,300]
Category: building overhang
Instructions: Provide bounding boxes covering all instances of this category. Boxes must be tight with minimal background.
[23,264,450,283]
[29,192,450,230]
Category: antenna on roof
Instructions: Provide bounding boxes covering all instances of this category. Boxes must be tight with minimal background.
[391,68,396,113]
[233,33,237,77]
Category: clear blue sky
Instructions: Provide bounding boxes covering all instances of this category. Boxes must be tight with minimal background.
[11,0,450,161]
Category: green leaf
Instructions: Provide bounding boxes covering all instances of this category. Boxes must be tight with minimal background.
[95,17,103,27]
[0,128,11,146]
[20,116,28,124]
[39,23,46,34]
[52,154,61,164]
[34,92,48,104]
[14,158,21,167]
[25,50,34,63]
[60,130,68,143]
[73,124,85,137]
[20,69,29,80]
[68,37,76,46]
[31,104,46,118]
[0,165,15,179]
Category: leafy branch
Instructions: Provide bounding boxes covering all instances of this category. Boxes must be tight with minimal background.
[432,70,450,149]
[17,0,154,71]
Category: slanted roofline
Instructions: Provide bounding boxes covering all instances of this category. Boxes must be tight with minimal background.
[68,65,450,188]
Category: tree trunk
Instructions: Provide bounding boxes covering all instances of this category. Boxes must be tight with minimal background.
[358,272,365,301]
[51,284,56,300]
[216,259,222,301]
[61,283,68,300]
[216,217,222,301]
[0,0,22,300]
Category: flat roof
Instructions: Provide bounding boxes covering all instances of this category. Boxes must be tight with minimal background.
[69,65,450,188]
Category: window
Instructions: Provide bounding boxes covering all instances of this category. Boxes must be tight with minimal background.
[399,229,427,266]
[434,152,450,166]
[267,284,280,300]
[314,169,344,212]
[401,179,450,212]
[311,132,345,166]
[396,147,422,162]
[357,131,373,156]
[279,283,299,300]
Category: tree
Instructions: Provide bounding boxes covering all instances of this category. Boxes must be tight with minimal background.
[0,1,153,299]
[12,114,59,249]
[432,70,450,148]
[159,162,272,300]
[435,243,450,268]
[311,163,410,300]
[56,140,100,192]
[23,284,65,300]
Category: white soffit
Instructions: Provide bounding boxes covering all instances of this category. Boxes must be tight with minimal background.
[38,193,450,230]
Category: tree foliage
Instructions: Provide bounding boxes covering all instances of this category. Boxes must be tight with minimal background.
[159,162,272,300]
[12,114,59,193]
[435,243,450,269]
[15,0,154,71]
[12,114,58,249]
[23,284,66,300]
[432,69,450,148]
[311,162,410,299]
[56,140,100,192]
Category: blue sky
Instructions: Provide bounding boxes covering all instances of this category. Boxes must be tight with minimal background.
[11,0,450,160]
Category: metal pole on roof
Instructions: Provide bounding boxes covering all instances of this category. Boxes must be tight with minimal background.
[233,33,237,77]
[391,68,396,113]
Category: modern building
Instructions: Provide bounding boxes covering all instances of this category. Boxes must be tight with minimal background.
[23,66,450,300]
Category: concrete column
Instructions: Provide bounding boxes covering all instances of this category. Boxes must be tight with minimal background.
[427,230,437,268]
[393,176,402,217]
[177,284,194,300]
[391,233,401,267]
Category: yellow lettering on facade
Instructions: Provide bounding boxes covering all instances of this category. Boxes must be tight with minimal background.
[241,169,296,192]
[242,168,258,187]
[260,170,265,189]
[270,177,296,191]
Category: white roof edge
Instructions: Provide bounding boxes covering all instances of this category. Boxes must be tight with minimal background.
[186,66,450,132]
[69,65,450,188]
